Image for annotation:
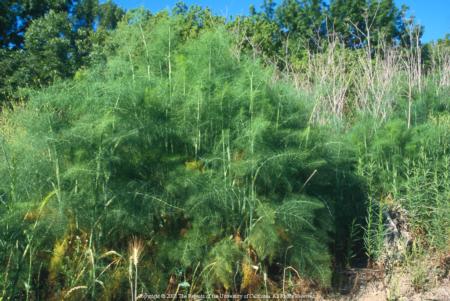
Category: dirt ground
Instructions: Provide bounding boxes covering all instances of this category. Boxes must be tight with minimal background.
[322,268,450,301]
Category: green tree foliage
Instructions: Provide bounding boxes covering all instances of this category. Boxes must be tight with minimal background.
[330,0,367,47]
[228,0,411,72]
[330,0,404,48]
[172,3,224,40]
[276,0,326,48]
[0,0,125,105]
[0,0,72,49]
[228,13,281,59]
[98,0,125,30]
[24,11,75,85]
[73,0,99,29]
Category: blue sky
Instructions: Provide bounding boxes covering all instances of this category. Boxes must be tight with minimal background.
[111,0,449,42]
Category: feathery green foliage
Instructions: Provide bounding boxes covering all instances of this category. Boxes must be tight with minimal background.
[0,19,367,298]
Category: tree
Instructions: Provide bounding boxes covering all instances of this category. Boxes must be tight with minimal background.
[330,0,406,48]
[228,14,281,59]
[367,0,402,44]
[329,0,367,47]
[172,3,225,41]
[0,0,72,49]
[262,0,277,20]
[24,10,75,86]
[98,0,125,30]
[276,0,326,49]
[0,0,125,105]
[72,0,99,29]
